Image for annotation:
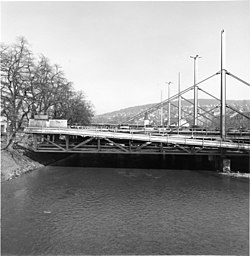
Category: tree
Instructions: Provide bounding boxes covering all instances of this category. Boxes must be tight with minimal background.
[52,90,94,125]
[1,37,35,150]
[1,37,95,150]
[29,56,71,117]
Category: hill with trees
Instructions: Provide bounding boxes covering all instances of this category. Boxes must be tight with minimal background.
[93,99,250,128]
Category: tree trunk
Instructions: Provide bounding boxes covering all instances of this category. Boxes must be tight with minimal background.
[3,130,16,151]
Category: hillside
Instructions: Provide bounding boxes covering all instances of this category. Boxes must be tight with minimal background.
[93,99,250,125]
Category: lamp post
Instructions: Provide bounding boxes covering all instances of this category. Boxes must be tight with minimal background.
[165,81,172,128]
[190,54,201,126]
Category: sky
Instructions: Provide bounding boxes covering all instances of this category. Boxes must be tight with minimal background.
[1,1,249,115]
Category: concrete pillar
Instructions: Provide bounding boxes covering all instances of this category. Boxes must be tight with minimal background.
[222,159,231,173]
[129,140,132,152]
[65,135,69,151]
[33,134,37,150]
[97,138,101,152]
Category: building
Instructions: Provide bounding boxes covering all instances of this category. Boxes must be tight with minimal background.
[0,116,8,134]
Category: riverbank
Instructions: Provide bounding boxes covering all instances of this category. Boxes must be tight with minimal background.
[1,146,72,181]
[1,133,70,181]
[1,149,44,181]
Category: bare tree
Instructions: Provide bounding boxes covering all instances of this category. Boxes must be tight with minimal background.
[53,90,94,125]
[29,56,69,117]
[1,37,95,150]
[1,37,35,150]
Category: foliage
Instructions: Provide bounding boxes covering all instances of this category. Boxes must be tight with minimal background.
[52,90,94,125]
[1,38,34,149]
[1,37,94,150]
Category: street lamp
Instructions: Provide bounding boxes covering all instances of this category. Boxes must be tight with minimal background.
[165,81,172,128]
[190,55,201,126]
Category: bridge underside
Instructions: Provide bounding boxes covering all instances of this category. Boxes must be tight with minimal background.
[27,129,250,156]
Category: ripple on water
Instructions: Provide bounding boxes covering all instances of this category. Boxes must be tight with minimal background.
[1,167,249,255]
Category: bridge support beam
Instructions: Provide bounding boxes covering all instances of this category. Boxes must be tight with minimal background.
[66,135,69,150]
[97,138,101,152]
[222,159,231,173]
[72,137,94,150]
[33,134,37,150]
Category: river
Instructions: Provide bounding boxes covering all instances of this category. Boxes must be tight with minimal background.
[1,159,249,255]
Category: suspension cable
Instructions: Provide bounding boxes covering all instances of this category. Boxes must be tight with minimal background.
[122,72,219,124]
[226,71,250,86]
[226,104,250,120]
[198,87,250,120]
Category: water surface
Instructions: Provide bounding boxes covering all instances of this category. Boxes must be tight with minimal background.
[1,166,249,255]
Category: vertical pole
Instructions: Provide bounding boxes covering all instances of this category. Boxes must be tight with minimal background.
[65,135,69,151]
[178,72,182,128]
[220,30,226,139]
[160,142,163,152]
[194,57,198,126]
[129,140,132,152]
[168,83,171,128]
[165,81,172,128]
[160,89,163,126]
[97,138,101,152]
[33,134,37,150]
[190,55,201,126]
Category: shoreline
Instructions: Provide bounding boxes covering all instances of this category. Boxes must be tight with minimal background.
[1,133,73,181]
[219,172,250,179]
[1,149,44,181]
[1,144,70,182]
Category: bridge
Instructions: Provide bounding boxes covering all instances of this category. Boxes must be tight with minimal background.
[24,31,250,171]
[25,126,250,155]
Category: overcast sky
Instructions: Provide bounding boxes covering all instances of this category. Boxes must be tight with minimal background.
[1,1,249,114]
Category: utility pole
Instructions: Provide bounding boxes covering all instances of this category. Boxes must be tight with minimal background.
[220,29,226,139]
[190,54,201,126]
[165,82,172,128]
[178,72,182,128]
